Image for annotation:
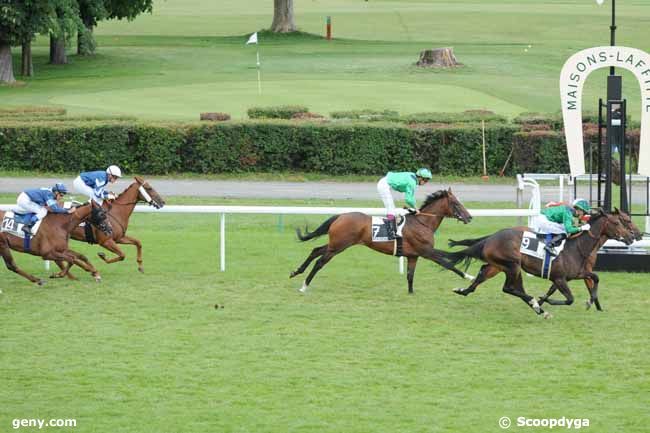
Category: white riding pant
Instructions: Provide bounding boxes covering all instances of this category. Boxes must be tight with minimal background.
[377,177,396,216]
[73,176,103,205]
[16,193,48,220]
[530,214,566,234]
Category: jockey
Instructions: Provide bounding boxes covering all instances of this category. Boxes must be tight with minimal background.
[16,183,76,234]
[376,168,432,238]
[74,165,122,205]
[532,198,591,255]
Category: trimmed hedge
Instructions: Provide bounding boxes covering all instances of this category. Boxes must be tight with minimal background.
[0,120,520,176]
[512,131,569,173]
[401,110,508,125]
[247,105,309,119]
[330,109,399,121]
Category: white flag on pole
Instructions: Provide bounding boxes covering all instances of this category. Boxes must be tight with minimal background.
[246,32,258,45]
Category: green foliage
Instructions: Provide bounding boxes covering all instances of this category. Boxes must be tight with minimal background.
[512,112,564,130]
[512,131,569,173]
[247,105,309,119]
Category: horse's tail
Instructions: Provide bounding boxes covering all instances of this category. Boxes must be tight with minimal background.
[448,235,491,248]
[296,215,339,241]
[435,237,490,271]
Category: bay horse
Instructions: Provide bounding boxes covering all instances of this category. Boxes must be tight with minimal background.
[290,189,473,293]
[448,209,641,311]
[52,176,165,278]
[0,202,112,285]
[436,210,634,317]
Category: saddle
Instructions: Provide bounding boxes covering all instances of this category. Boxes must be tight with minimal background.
[1,211,42,240]
[520,231,566,279]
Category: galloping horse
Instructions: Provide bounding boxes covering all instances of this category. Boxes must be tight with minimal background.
[52,176,165,277]
[436,210,634,317]
[0,202,112,285]
[448,208,641,310]
[290,189,473,293]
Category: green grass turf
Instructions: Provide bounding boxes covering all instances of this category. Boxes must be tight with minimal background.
[1,197,649,432]
[1,0,650,119]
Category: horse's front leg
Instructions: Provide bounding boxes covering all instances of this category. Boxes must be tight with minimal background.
[117,235,144,272]
[540,278,574,307]
[584,272,602,311]
[406,256,418,294]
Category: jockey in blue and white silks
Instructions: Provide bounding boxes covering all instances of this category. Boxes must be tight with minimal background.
[73,165,122,205]
[16,183,75,234]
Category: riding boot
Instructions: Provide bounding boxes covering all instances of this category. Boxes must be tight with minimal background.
[21,224,33,235]
[544,234,565,256]
[385,214,396,240]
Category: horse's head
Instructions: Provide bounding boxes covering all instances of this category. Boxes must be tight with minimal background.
[613,207,643,241]
[420,188,472,224]
[89,202,113,236]
[591,209,634,245]
[135,176,165,209]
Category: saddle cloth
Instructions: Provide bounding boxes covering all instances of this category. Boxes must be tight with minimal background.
[0,211,43,239]
[520,231,565,279]
[371,216,406,242]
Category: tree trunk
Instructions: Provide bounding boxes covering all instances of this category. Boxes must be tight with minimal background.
[50,34,67,65]
[0,43,16,83]
[271,0,296,32]
[416,47,462,68]
[21,41,33,77]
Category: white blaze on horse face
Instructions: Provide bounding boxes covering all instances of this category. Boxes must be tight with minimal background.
[138,186,153,204]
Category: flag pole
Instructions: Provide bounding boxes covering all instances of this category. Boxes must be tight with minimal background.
[256,47,262,95]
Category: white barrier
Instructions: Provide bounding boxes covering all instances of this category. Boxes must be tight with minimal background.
[1,203,540,273]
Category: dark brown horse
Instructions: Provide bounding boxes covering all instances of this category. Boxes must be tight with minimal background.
[437,210,634,317]
[448,209,641,311]
[52,176,165,278]
[290,189,473,293]
[0,202,112,285]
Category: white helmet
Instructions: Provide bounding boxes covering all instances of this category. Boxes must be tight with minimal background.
[106,165,122,178]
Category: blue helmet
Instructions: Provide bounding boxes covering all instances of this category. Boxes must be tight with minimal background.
[52,183,68,195]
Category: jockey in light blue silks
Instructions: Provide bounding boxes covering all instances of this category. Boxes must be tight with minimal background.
[376,168,433,238]
[73,165,122,205]
[16,183,76,234]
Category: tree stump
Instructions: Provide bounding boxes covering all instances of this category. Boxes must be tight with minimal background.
[416,47,462,68]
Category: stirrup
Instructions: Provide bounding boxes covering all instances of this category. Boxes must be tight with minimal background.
[22,225,32,235]
[544,245,557,257]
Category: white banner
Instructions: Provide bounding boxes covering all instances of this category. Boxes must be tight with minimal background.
[560,46,650,176]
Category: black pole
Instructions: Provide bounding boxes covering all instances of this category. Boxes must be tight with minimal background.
[610,0,616,75]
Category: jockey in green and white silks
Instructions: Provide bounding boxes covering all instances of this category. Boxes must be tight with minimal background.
[530,198,591,254]
[376,168,432,237]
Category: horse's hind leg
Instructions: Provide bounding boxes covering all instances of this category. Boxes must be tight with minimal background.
[300,247,343,293]
[453,264,499,297]
[290,245,327,279]
[0,236,44,285]
[501,266,545,316]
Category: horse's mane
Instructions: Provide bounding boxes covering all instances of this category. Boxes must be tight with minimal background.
[419,190,449,210]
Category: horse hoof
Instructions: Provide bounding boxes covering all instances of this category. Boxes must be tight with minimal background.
[452,288,466,296]
[98,252,106,260]
[289,271,297,279]
[138,267,144,273]
[94,275,102,283]
[298,282,308,293]
[585,301,592,310]
[543,311,553,320]
[36,279,46,286]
